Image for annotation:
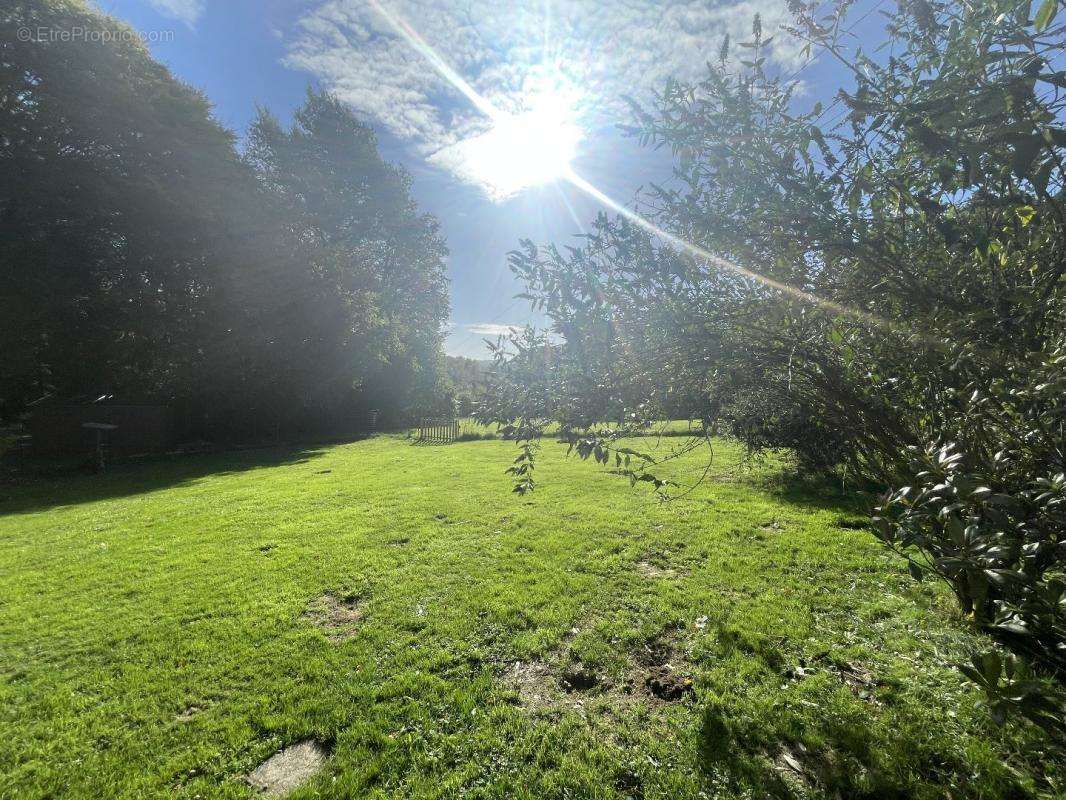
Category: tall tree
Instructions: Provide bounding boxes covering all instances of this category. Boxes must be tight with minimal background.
[1,3,451,435]
[0,0,263,417]
[246,92,450,426]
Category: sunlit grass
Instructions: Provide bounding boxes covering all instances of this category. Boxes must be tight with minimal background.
[0,436,1051,798]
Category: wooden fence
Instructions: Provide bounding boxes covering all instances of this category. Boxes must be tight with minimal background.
[417,418,460,444]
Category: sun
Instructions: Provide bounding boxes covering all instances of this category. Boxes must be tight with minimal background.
[451,91,583,200]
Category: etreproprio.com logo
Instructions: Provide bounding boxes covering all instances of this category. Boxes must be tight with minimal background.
[17,26,175,44]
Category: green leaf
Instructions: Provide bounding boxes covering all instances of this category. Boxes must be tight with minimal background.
[1034,0,1057,32]
[1014,205,1036,226]
[959,662,986,686]
[980,651,1002,683]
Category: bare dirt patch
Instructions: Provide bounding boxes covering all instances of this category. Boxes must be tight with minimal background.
[624,633,694,704]
[246,740,326,797]
[643,665,692,701]
[636,560,678,579]
[174,705,202,723]
[509,660,560,712]
[304,593,365,642]
[507,629,694,715]
[508,657,608,714]
[559,665,601,691]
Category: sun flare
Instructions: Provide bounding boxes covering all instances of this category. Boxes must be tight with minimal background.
[450,92,583,200]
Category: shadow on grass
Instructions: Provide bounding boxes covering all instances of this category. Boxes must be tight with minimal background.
[0,444,329,517]
[692,616,1022,799]
[751,468,879,517]
[697,701,938,800]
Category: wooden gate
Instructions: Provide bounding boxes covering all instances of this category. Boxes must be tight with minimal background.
[417,418,460,444]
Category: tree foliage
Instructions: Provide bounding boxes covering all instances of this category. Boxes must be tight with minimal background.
[0,0,450,436]
[480,0,1066,733]
[245,93,449,428]
[444,355,490,416]
[2,0,250,418]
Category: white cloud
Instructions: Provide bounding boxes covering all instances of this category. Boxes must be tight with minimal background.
[444,323,522,357]
[465,323,519,337]
[285,0,804,199]
[144,0,205,26]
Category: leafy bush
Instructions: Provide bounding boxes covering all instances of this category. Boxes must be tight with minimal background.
[717,377,851,475]
[874,341,1066,674]
[961,650,1064,735]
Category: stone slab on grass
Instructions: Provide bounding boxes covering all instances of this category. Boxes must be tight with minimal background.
[246,740,326,797]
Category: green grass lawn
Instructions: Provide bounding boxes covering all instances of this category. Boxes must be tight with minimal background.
[0,436,1055,799]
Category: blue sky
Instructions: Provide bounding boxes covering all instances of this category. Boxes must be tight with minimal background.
[96,0,884,358]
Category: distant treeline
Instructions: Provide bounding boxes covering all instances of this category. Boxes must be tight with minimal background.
[444,356,491,416]
[1,0,450,439]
